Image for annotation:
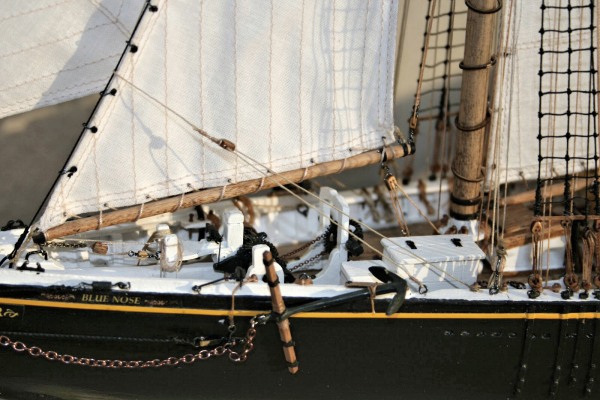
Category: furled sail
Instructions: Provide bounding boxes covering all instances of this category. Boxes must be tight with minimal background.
[487,0,597,185]
[0,0,145,119]
[39,0,400,233]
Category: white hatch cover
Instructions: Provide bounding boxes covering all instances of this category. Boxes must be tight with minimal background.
[382,235,485,265]
[381,235,485,289]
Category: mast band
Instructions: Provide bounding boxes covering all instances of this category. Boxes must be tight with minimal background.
[399,142,414,157]
[450,193,482,206]
[449,210,481,221]
[465,0,502,14]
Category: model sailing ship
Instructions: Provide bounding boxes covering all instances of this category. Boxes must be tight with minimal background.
[0,0,599,399]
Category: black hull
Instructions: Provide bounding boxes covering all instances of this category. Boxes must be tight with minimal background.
[1,286,599,400]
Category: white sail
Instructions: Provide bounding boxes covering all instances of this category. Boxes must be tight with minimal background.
[39,0,399,232]
[488,0,597,185]
[0,0,145,119]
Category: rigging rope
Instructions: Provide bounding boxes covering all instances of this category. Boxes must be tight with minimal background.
[582,227,594,294]
[114,62,471,291]
[410,0,437,136]
[485,0,514,255]
[527,0,600,297]
[383,167,410,235]
[216,140,468,290]
[0,2,158,268]
[382,165,441,235]
[403,0,466,184]
[535,0,599,218]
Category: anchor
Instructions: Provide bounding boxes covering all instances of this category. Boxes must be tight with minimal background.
[262,261,407,373]
[274,266,407,320]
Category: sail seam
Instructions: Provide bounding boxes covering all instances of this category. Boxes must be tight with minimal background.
[332,0,338,158]
[384,0,396,129]
[233,1,239,185]
[33,0,155,236]
[268,0,274,169]
[0,78,108,114]
[53,5,160,210]
[130,43,139,209]
[38,1,402,231]
[163,0,170,197]
[199,0,205,190]
[377,0,384,126]
[0,53,121,93]
[298,0,306,175]
[0,0,71,22]
[0,21,120,59]
[91,0,131,36]
[358,0,369,149]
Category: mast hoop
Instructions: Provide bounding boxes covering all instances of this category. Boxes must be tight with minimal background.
[459,54,497,71]
[464,0,502,15]
[454,109,491,132]
[451,163,485,183]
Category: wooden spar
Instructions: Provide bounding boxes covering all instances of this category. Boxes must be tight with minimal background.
[263,251,299,374]
[40,143,410,242]
[450,0,498,220]
[499,179,589,207]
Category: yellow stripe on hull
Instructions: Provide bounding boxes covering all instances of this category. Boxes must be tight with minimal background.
[1,297,599,320]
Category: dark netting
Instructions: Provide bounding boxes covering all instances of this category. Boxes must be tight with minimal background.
[535,0,599,217]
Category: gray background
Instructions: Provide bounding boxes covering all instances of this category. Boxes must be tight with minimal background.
[0,96,96,225]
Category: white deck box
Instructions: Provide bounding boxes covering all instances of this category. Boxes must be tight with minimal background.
[381,235,485,290]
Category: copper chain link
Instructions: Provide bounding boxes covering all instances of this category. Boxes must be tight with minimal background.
[0,316,261,368]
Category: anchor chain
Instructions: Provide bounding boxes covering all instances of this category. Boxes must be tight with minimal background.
[281,226,333,272]
[288,251,327,272]
[281,228,331,260]
[284,221,364,272]
[0,316,263,368]
[44,240,88,249]
[128,249,161,260]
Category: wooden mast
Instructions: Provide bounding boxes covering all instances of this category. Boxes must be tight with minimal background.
[450,0,499,220]
[38,144,410,242]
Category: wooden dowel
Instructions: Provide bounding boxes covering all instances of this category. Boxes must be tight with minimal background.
[263,251,298,374]
[499,179,588,207]
[42,144,409,241]
[450,0,497,219]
